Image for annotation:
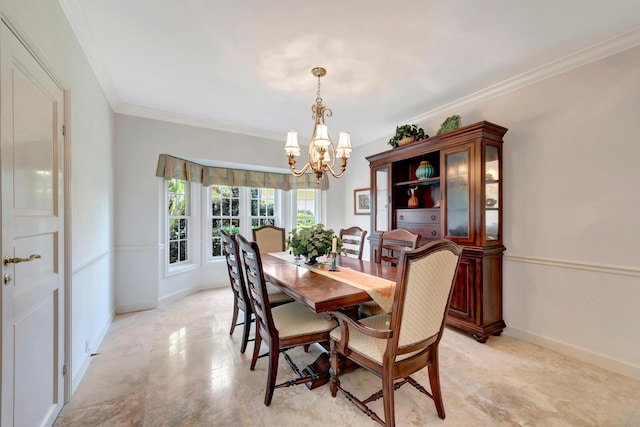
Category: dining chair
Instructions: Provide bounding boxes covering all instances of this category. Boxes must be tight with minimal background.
[253,224,286,254]
[375,228,421,265]
[236,233,338,406]
[220,230,292,354]
[327,240,462,426]
[359,228,421,317]
[339,226,368,260]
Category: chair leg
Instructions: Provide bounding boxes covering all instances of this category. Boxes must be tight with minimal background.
[329,340,339,398]
[264,342,279,406]
[240,308,252,354]
[250,330,262,371]
[229,297,239,335]
[427,348,446,419]
[382,366,396,427]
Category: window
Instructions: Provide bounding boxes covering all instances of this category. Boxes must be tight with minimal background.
[295,189,317,228]
[251,187,276,227]
[168,179,190,264]
[207,186,292,259]
[210,185,240,257]
[165,180,321,266]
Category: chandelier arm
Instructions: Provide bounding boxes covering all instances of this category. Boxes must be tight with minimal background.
[324,160,348,179]
[290,165,310,177]
[288,156,311,177]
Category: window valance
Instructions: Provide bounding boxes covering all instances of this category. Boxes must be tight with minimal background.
[155,154,328,190]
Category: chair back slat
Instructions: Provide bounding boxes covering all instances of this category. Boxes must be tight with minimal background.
[339,226,367,260]
[376,228,420,265]
[237,233,276,340]
[220,230,250,311]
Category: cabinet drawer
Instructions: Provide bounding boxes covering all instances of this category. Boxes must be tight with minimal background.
[396,208,440,225]
[395,222,442,241]
[412,225,442,241]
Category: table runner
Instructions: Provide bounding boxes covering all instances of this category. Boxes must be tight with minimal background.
[268,252,396,313]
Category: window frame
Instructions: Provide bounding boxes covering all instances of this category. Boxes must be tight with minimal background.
[165,179,198,274]
[204,186,287,261]
[163,176,325,273]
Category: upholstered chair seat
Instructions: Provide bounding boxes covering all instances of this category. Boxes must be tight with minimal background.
[273,302,336,339]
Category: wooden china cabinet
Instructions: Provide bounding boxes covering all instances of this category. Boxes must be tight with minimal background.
[367,121,507,342]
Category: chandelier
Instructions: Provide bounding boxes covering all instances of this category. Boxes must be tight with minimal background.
[284,67,352,183]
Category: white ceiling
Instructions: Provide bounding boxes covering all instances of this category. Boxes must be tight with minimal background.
[61,0,640,146]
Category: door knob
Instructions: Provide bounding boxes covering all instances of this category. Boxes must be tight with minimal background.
[3,254,41,267]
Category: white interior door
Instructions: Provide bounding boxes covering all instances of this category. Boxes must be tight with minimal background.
[1,22,65,427]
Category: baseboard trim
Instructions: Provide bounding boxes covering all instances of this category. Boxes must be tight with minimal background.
[71,310,115,394]
[71,352,91,395]
[115,302,157,314]
[504,326,640,380]
[158,285,202,307]
[504,254,640,278]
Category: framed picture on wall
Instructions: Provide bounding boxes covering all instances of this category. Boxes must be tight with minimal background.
[354,188,371,215]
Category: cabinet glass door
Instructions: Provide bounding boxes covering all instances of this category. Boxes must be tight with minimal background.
[444,147,471,240]
[485,144,500,242]
[375,167,389,231]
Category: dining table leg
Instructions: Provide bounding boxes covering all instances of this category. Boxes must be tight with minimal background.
[301,305,362,390]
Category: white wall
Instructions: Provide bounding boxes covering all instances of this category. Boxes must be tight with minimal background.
[344,45,640,378]
[0,0,115,391]
[114,114,306,310]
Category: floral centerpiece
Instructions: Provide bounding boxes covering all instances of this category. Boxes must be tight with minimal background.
[285,224,343,265]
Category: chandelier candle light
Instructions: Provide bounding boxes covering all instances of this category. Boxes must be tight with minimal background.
[284,67,352,184]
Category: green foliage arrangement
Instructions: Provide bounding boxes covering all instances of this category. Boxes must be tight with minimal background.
[387,124,427,148]
[436,115,461,135]
[285,224,343,263]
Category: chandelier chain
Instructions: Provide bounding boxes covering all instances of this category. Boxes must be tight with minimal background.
[316,74,322,104]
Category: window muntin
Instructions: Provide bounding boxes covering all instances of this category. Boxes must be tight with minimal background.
[250,187,276,228]
[210,185,240,257]
[168,179,190,264]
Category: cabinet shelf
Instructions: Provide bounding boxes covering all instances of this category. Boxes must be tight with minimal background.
[393,177,440,187]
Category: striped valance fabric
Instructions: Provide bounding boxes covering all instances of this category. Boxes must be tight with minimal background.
[155,154,329,190]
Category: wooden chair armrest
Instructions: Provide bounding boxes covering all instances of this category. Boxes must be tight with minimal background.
[326,311,393,339]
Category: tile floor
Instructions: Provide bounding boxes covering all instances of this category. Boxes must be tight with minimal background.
[54,288,640,426]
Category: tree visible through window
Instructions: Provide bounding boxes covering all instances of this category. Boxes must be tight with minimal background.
[296,189,316,229]
[251,188,276,228]
[210,185,240,257]
[168,179,190,264]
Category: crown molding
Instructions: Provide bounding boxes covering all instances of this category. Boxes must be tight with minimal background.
[59,0,120,109]
[115,103,285,142]
[60,0,640,145]
[405,26,640,125]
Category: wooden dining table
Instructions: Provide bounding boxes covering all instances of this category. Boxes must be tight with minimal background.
[261,252,398,314]
[261,252,398,389]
